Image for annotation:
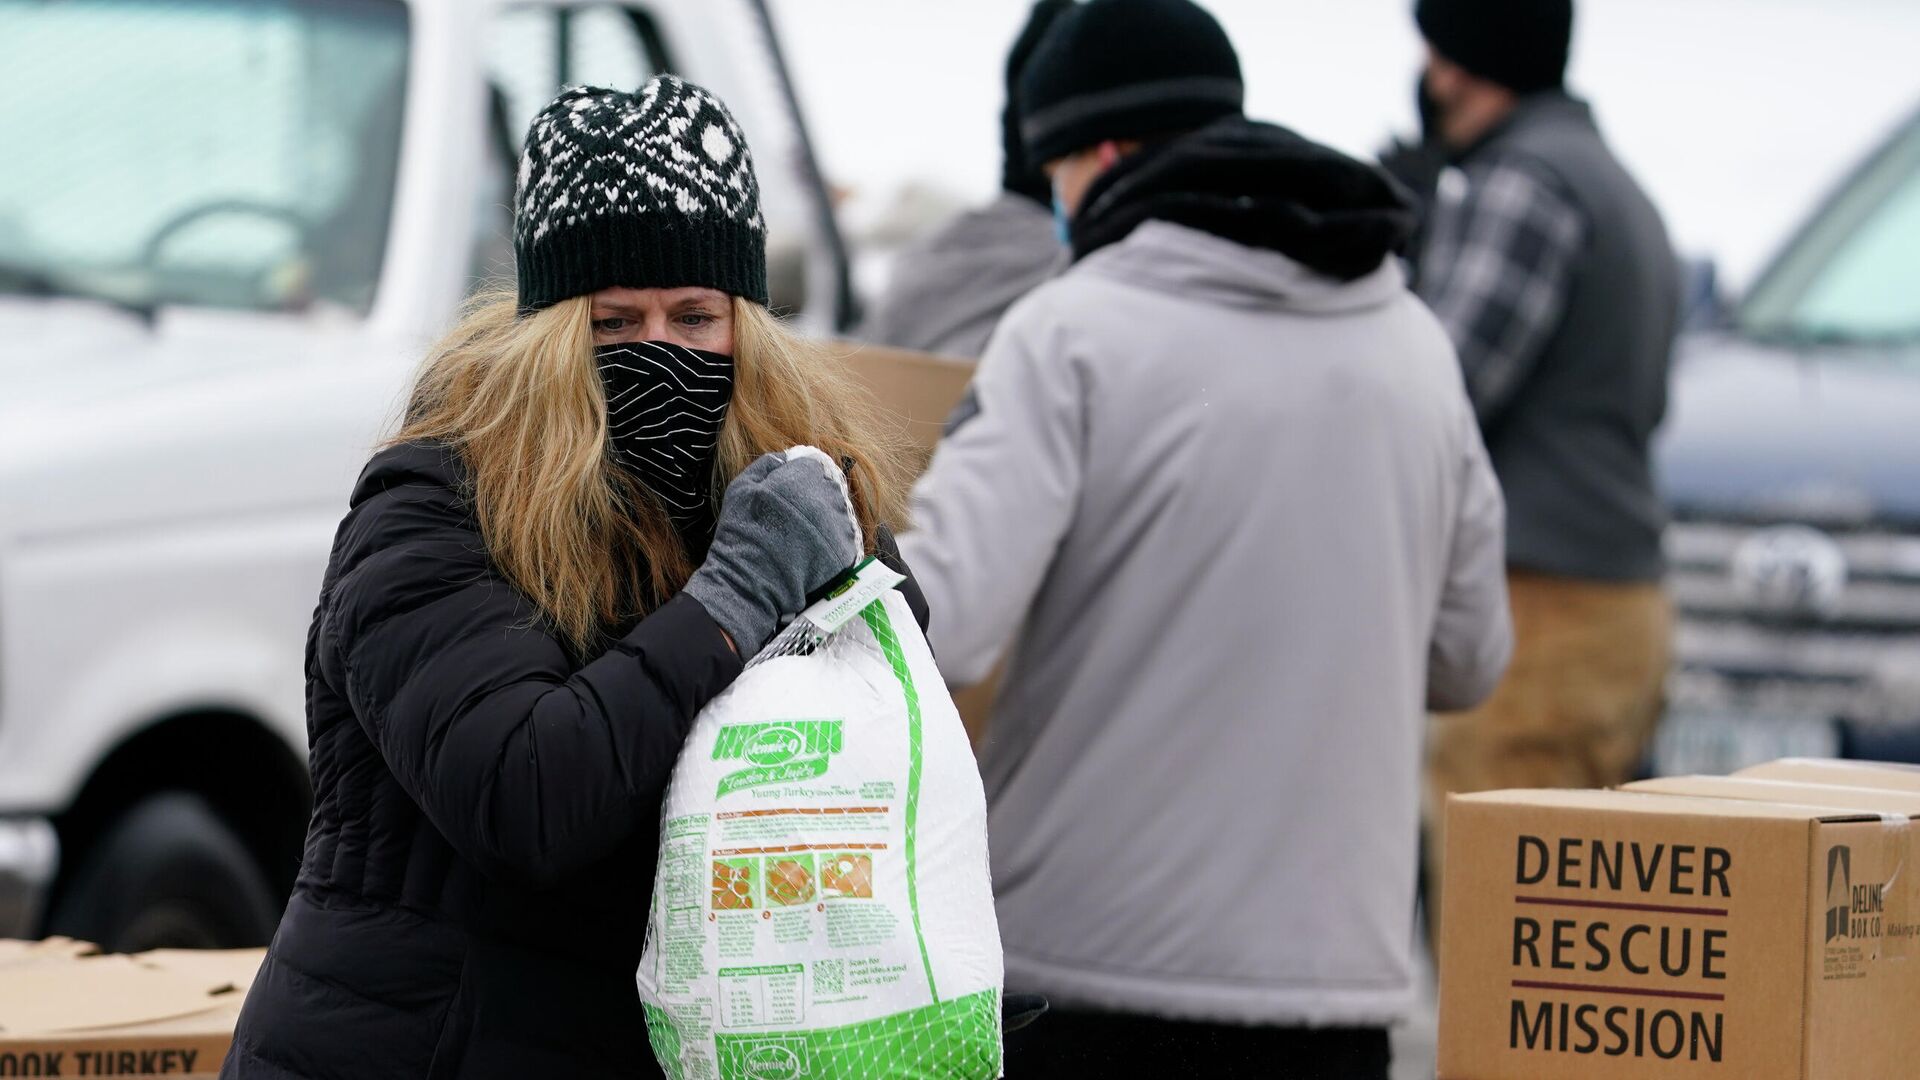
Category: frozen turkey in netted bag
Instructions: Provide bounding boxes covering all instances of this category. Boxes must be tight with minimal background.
[638,556,1004,1080]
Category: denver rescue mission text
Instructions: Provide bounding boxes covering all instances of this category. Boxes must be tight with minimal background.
[1508,834,1730,1064]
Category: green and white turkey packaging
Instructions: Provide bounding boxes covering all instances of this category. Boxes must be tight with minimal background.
[1437,787,1920,1079]
[638,558,1004,1080]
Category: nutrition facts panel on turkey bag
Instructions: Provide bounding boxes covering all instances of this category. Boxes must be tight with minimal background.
[654,754,932,1028]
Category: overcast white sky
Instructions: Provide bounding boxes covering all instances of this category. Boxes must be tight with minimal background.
[775,0,1920,287]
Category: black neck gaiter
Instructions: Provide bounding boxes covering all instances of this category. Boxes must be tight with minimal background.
[595,340,735,554]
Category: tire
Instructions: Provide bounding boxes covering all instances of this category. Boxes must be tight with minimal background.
[47,792,281,951]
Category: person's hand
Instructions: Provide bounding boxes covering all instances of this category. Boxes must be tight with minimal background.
[683,448,862,654]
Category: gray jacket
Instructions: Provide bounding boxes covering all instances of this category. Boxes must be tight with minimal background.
[858,193,1066,359]
[900,220,1511,1025]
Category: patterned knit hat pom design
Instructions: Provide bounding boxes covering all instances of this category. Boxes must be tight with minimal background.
[513,76,769,310]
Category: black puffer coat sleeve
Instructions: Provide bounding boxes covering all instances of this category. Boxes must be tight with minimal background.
[314,444,743,889]
[874,523,930,634]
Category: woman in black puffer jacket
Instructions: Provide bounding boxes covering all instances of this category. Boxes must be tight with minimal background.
[222,77,921,1080]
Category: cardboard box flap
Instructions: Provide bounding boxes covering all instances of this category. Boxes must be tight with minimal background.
[0,947,257,1037]
[1737,758,1920,794]
[133,949,264,993]
[0,937,99,971]
[1452,787,1880,821]
[1750,757,1920,775]
[1624,776,1920,817]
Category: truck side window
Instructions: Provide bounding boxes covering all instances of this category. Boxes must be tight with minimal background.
[471,5,668,291]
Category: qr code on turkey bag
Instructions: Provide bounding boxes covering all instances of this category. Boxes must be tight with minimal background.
[814,959,844,995]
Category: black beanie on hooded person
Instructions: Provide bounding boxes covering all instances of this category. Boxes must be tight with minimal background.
[1000,0,1076,204]
[1415,0,1573,95]
[1018,0,1245,168]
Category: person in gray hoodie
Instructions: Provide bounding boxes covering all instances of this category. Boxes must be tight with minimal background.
[856,0,1070,359]
[898,1,1512,1075]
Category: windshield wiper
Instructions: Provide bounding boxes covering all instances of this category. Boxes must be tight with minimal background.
[0,260,157,325]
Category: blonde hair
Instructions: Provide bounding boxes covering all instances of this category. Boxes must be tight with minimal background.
[393,288,912,652]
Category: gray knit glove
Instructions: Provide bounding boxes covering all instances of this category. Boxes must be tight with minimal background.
[684,447,862,654]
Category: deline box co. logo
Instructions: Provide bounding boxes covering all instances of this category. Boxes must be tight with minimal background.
[712,720,844,796]
[1826,845,1885,943]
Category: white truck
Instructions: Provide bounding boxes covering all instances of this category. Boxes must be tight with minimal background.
[0,0,857,950]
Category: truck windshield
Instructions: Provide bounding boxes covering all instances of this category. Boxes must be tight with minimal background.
[1740,109,1920,347]
[0,0,408,316]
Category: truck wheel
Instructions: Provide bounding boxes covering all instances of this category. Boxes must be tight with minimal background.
[47,792,281,951]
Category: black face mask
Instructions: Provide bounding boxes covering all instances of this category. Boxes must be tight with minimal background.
[595,340,735,551]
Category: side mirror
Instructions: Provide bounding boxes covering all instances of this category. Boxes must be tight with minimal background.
[1680,254,1726,330]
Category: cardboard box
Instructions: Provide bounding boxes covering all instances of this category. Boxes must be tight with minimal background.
[1736,758,1920,794]
[828,340,975,459]
[1438,788,1920,1079]
[0,939,262,1077]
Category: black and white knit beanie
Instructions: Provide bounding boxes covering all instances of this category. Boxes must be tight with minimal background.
[1018,0,1244,167]
[1416,0,1573,95]
[514,76,768,313]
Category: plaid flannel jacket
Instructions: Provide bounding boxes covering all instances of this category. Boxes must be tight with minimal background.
[1416,156,1588,426]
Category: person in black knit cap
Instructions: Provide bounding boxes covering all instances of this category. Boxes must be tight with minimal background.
[1408,0,1683,951]
[1417,0,1572,102]
[222,75,930,1080]
[1381,0,1573,235]
[899,1,1514,1078]
[1016,0,1244,177]
[858,0,1074,360]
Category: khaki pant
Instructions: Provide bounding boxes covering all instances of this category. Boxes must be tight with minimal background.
[1423,569,1672,942]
